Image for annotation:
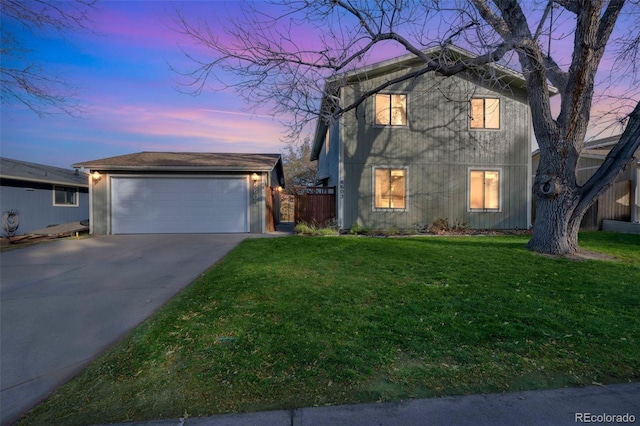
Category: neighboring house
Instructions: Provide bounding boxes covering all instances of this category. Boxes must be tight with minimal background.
[532,135,640,229]
[72,152,285,234]
[0,157,89,235]
[311,45,550,231]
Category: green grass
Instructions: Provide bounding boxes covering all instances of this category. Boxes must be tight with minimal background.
[20,232,640,425]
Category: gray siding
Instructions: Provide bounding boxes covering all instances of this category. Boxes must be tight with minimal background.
[316,123,341,187]
[339,69,531,230]
[0,178,89,235]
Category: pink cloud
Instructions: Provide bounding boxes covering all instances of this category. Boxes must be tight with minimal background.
[87,102,288,149]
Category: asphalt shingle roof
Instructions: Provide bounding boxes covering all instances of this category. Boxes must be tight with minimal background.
[0,157,89,187]
[72,152,282,171]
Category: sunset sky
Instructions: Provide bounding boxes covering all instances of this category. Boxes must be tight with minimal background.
[1,1,305,168]
[1,1,635,169]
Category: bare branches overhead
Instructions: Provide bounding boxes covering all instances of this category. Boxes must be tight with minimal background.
[173,0,640,255]
[1,0,96,116]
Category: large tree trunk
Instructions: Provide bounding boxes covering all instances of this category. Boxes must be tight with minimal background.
[527,188,582,255]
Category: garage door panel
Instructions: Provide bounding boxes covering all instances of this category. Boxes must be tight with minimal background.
[112,177,249,234]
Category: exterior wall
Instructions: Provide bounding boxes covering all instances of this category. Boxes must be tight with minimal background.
[338,69,531,230]
[89,171,264,234]
[316,123,341,186]
[0,178,89,235]
[576,156,639,225]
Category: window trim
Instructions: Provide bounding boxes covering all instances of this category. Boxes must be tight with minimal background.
[374,93,408,127]
[53,185,79,207]
[468,168,502,212]
[373,166,408,211]
[469,97,501,130]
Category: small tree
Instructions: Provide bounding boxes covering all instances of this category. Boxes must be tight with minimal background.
[175,0,640,255]
[282,137,317,194]
[1,0,96,116]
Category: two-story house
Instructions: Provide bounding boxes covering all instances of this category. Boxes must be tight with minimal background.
[311,45,547,232]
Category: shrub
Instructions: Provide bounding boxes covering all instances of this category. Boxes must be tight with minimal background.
[348,222,369,235]
[294,222,339,236]
[428,218,469,234]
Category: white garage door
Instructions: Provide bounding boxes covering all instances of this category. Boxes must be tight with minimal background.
[111,177,249,234]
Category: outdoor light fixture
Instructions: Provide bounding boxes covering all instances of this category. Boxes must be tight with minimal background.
[251,173,261,201]
[91,171,102,183]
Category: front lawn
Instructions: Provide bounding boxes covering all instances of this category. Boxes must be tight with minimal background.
[20,232,640,425]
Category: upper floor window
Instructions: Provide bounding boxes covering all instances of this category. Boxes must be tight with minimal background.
[470,98,500,129]
[375,168,406,209]
[469,169,500,211]
[375,93,407,126]
[54,185,78,207]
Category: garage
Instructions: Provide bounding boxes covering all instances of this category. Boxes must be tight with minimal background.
[111,177,248,234]
[73,152,285,234]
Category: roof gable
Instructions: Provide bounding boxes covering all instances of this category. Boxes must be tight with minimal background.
[0,157,88,187]
[332,45,534,92]
[312,45,556,160]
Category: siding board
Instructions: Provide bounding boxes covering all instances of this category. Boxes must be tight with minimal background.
[332,64,531,231]
[0,178,89,235]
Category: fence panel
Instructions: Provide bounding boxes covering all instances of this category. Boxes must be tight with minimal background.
[294,187,336,226]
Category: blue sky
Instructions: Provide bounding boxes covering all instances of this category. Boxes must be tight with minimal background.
[1,1,295,168]
[1,1,636,169]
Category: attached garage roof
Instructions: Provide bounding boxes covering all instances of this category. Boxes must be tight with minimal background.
[72,152,282,172]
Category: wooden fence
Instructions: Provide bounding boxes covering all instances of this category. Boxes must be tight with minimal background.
[294,186,336,226]
[581,180,632,230]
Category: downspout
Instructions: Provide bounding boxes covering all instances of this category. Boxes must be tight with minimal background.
[88,170,94,235]
[262,172,266,233]
[337,92,345,230]
[634,165,639,223]
[527,116,533,229]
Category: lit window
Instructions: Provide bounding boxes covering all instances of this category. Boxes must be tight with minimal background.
[375,94,407,126]
[54,186,78,206]
[469,170,500,210]
[470,98,500,129]
[375,168,406,209]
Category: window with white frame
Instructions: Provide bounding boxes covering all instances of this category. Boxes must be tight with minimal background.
[375,168,406,209]
[53,185,78,206]
[470,98,500,129]
[469,170,500,211]
[375,93,407,126]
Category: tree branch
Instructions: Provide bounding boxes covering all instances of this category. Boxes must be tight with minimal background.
[573,100,640,220]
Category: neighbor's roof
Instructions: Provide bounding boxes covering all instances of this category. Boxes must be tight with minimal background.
[0,157,89,187]
[582,135,639,160]
[532,134,639,161]
[73,152,283,172]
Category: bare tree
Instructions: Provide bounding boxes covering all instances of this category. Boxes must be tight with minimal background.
[282,136,317,194]
[1,0,96,116]
[174,0,640,255]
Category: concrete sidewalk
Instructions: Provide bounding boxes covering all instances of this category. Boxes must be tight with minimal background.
[102,382,639,426]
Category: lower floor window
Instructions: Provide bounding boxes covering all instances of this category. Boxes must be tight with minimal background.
[375,168,406,209]
[469,170,500,210]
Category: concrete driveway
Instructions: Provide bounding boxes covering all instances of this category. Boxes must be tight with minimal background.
[0,234,251,425]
